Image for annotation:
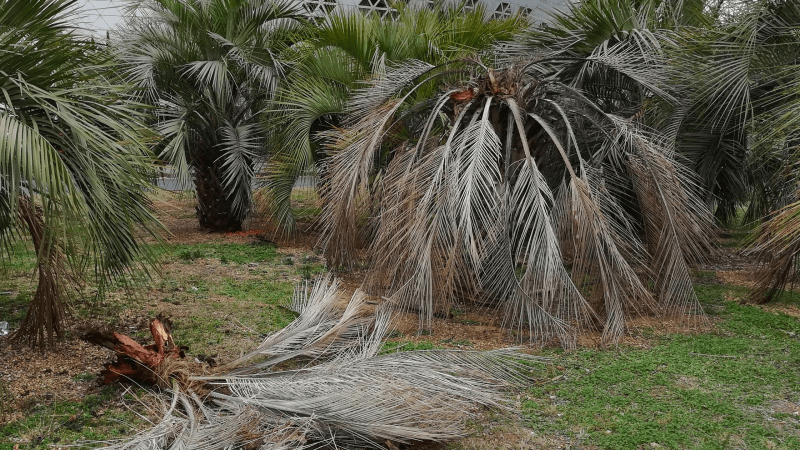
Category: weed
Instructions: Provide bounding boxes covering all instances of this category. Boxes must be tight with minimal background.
[164,243,278,265]
[71,373,96,382]
[380,340,438,354]
[450,306,465,317]
[297,263,324,280]
[386,330,403,339]
[440,338,473,347]
[177,248,204,261]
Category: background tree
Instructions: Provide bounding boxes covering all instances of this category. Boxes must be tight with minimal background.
[262,2,524,231]
[118,0,304,231]
[0,0,162,348]
[672,0,800,224]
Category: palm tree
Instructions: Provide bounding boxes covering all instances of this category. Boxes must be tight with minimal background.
[0,0,162,348]
[672,0,800,224]
[117,0,305,231]
[702,0,800,302]
[262,2,524,231]
[317,0,717,345]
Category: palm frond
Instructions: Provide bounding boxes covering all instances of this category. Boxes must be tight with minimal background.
[101,278,548,450]
[745,199,800,303]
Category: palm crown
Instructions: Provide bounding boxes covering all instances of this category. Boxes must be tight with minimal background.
[118,0,305,231]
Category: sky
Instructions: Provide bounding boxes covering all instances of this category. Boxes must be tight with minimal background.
[74,0,127,33]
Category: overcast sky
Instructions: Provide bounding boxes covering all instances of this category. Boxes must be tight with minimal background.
[75,0,126,33]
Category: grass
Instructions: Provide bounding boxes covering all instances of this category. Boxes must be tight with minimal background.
[3,231,800,449]
[0,386,149,449]
[289,187,322,222]
[164,242,279,264]
[0,242,38,329]
[518,283,800,450]
[0,240,303,448]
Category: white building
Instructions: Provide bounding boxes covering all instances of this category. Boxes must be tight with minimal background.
[304,0,573,23]
[77,0,573,34]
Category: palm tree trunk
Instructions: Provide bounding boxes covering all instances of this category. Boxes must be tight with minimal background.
[192,148,244,232]
[12,197,67,349]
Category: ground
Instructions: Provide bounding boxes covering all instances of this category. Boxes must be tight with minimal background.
[1,190,799,449]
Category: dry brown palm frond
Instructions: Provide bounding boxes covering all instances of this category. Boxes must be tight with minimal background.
[317,100,401,268]
[318,61,444,268]
[745,199,800,303]
[98,277,547,450]
[615,121,715,318]
[479,100,594,346]
[563,176,659,342]
[227,275,374,371]
[522,108,657,343]
[361,92,477,326]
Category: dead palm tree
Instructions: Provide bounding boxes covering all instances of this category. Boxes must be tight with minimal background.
[317,0,717,345]
[0,0,162,348]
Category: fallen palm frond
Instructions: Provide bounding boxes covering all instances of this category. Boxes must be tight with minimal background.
[746,199,800,303]
[95,277,547,450]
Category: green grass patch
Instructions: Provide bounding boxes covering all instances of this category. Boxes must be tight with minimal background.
[524,284,800,450]
[160,242,279,265]
[290,187,322,221]
[381,340,440,353]
[0,386,148,449]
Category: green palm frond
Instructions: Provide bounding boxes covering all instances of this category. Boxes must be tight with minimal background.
[263,4,524,231]
[1,0,163,347]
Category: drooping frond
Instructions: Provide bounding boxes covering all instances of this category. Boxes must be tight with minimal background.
[0,0,163,346]
[614,120,714,317]
[526,109,657,343]
[228,275,375,371]
[746,199,800,304]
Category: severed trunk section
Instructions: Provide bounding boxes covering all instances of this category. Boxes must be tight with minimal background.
[12,197,68,349]
[84,316,189,387]
[192,150,244,232]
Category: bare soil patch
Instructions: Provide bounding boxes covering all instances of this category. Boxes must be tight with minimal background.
[0,338,115,423]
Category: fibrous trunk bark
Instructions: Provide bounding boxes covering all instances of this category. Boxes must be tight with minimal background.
[192,149,244,232]
[12,197,67,349]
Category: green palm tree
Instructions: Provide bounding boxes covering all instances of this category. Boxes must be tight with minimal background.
[672,0,800,223]
[0,0,162,348]
[118,0,305,231]
[316,0,717,345]
[263,2,524,231]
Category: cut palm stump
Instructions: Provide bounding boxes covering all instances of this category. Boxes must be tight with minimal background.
[84,316,187,386]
